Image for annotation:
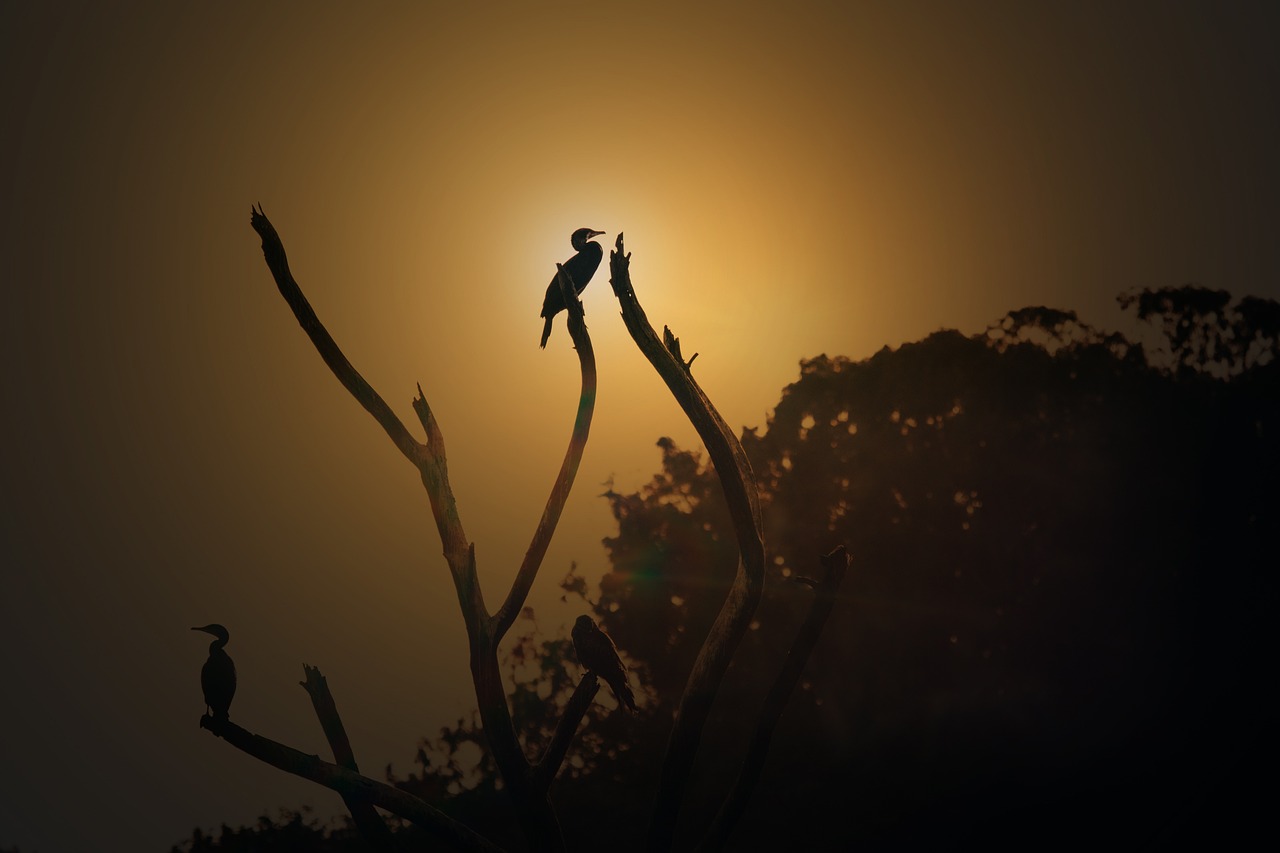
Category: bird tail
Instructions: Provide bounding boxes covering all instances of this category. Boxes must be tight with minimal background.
[540,316,554,349]
[611,678,638,713]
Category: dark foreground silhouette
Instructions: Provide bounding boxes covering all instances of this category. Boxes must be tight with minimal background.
[173,287,1277,852]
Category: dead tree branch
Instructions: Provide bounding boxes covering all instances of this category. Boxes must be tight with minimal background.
[300,664,393,850]
[247,208,599,852]
[241,212,829,852]
[532,673,602,792]
[198,715,502,852]
[493,265,596,641]
[607,234,767,852]
[249,205,420,463]
[696,546,851,852]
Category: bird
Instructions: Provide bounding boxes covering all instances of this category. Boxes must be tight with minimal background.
[571,614,637,712]
[192,623,236,721]
[540,228,604,348]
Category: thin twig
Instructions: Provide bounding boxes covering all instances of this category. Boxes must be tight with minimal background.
[411,389,481,616]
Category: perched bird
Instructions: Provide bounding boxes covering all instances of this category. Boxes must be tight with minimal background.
[191,623,236,721]
[540,228,605,348]
[572,614,637,712]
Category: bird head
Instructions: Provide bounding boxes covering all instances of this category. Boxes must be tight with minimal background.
[570,228,605,250]
[191,623,230,643]
[573,614,597,632]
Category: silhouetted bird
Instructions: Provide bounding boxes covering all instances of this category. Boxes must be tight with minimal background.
[572,614,637,712]
[192,623,236,721]
[540,228,604,348]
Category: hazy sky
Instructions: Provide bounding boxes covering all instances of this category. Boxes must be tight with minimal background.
[2,2,1277,850]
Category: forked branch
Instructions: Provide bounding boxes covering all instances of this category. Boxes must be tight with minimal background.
[199,715,501,852]
[247,208,600,852]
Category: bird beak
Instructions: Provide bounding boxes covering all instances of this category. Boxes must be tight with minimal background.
[589,229,605,238]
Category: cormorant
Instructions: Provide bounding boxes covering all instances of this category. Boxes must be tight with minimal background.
[540,228,604,348]
[192,623,236,721]
[571,614,637,712]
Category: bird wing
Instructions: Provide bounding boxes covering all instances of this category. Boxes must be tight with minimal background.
[580,626,626,677]
[562,244,603,294]
[573,621,637,711]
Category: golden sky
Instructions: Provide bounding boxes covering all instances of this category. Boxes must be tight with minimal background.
[2,2,1277,849]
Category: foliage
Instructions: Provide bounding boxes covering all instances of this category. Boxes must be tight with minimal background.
[1118,285,1280,375]
[169,808,365,853]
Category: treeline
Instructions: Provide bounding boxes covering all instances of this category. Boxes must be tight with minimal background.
[173,287,1277,850]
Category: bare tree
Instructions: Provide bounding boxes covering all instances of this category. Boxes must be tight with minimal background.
[194,210,846,852]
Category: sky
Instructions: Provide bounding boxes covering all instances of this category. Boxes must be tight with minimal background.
[2,2,1278,850]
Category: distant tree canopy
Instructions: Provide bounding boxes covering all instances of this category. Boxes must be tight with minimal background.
[1117,286,1280,374]
[175,286,1278,851]
[169,808,365,853]
[570,286,1276,848]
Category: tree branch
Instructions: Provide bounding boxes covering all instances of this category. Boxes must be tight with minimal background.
[411,386,474,582]
[299,664,393,850]
[250,206,475,602]
[493,266,597,641]
[607,235,767,852]
[532,672,602,792]
[249,206,422,464]
[696,546,851,852]
[199,715,502,853]
[250,208,571,852]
